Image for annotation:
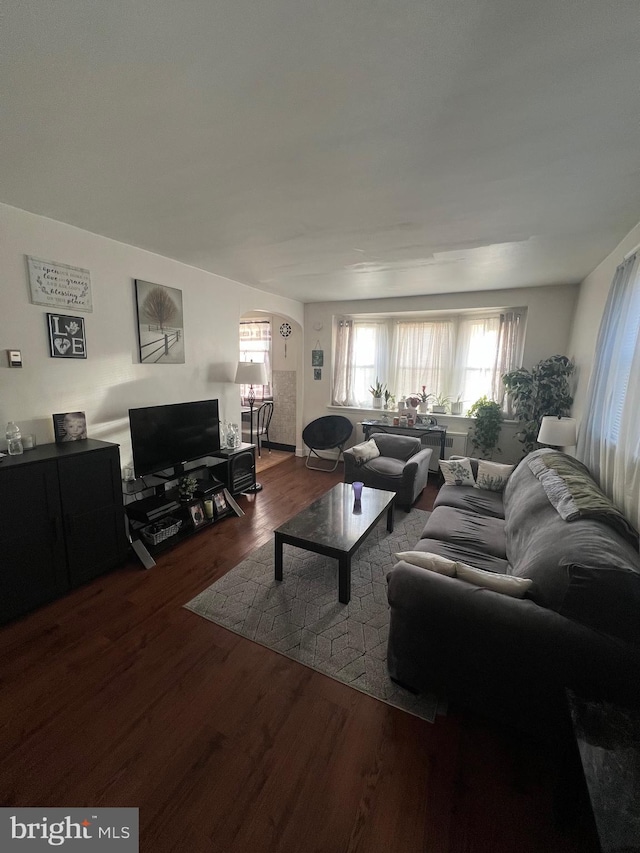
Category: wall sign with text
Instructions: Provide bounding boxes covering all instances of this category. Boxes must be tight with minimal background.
[47,313,87,359]
[27,256,93,312]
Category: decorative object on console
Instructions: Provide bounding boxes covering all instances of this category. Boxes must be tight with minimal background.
[178,475,198,501]
[134,280,185,364]
[189,501,207,529]
[537,416,577,449]
[235,360,268,448]
[47,313,86,359]
[52,411,87,443]
[5,422,23,455]
[28,256,93,312]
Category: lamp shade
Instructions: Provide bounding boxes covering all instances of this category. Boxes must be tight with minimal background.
[234,361,268,386]
[537,416,577,447]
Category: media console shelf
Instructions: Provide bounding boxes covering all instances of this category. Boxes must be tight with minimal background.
[123,451,252,568]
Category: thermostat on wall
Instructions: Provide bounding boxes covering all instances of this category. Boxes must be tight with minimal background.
[7,350,22,368]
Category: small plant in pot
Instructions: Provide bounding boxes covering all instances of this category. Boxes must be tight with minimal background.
[450,393,464,416]
[431,393,451,414]
[412,386,434,413]
[467,396,503,458]
[383,388,395,409]
[178,474,198,501]
[368,377,386,409]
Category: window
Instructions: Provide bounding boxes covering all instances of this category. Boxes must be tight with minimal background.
[239,319,272,402]
[332,310,523,408]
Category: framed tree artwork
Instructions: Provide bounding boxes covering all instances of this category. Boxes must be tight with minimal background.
[135,280,185,364]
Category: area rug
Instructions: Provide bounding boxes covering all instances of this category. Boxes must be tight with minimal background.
[185,508,442,723]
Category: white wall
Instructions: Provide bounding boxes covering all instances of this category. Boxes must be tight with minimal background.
[303,283,579,447]
[569,220,640,424]
[0,203,304,471]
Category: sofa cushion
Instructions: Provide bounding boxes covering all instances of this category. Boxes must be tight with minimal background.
[423,505,507,558]
[350,438,380,464]
[434,485,505,519]
[360,456,406,483]
[412,537,510,575]
[475,460,514,492]
[370,433,422,461]
[455,562,533,598]
[439,457,475,487]
[393,551,457,576]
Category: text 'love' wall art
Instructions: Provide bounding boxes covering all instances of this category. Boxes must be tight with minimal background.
[47,313,87,359]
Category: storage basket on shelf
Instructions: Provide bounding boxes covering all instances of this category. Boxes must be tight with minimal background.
[141,517,182,546]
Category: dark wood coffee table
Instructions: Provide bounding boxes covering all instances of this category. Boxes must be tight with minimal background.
[274,483,395,604]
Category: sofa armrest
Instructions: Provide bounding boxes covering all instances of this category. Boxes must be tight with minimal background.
[343,448,360,482]
[401,447,432,492]
[387,562,640,720]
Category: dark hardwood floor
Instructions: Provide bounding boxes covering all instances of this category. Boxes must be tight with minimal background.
[0,459,598,852]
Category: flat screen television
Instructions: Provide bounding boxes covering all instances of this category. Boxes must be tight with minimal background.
[129,399,220,478]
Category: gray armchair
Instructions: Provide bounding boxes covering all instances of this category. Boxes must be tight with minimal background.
[343,433,433,510]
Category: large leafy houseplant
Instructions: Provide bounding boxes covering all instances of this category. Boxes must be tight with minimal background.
[467,396,503,458]
[502,354,575,454]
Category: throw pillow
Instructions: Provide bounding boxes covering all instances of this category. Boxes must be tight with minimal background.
[475,460,515,492]
[394,551,457,577]
[439,457,475,487]
[455,562,533,598]
[351,438,380,465]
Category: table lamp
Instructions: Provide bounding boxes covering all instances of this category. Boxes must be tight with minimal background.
[234,358,268,448]
[537,416,577,450]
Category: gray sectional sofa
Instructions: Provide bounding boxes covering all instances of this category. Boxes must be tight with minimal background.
[386,449,640,738]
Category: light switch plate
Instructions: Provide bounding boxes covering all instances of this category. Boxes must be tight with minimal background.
[7,350,22,367]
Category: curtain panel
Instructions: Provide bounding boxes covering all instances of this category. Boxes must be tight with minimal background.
[577,252,640,531]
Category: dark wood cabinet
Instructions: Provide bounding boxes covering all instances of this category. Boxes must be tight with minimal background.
[0,439,127,624]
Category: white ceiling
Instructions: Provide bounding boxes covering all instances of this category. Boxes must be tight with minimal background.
[2,0,639,303]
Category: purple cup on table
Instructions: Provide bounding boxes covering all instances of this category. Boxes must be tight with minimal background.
[352,481,364,501]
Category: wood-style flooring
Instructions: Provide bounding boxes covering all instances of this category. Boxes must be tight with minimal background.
[0,459,598,852]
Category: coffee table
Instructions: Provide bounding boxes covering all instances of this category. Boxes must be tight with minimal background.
[274,483,395,604]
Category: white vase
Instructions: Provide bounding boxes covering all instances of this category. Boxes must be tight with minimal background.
[372,397,382,409]
[451,401,464,415]
[418,402,428,413]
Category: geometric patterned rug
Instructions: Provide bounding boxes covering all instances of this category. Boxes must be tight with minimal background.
[184,508,443,723]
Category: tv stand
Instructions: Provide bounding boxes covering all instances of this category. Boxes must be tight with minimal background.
[123,461,245,568]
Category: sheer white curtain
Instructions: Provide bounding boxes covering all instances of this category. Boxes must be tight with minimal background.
[390,320,454,399]
[333,319,389,405]
[492,312,523,412]
[332,319,356,405]
[452,315,500,405]
[577,252,640,531]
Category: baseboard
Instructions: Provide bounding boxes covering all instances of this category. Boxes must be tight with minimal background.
[261,441,295,453]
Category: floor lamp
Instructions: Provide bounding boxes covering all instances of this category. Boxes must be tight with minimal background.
[234,360,268,492]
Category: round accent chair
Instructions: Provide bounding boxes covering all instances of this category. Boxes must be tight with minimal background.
[302,416,353,472]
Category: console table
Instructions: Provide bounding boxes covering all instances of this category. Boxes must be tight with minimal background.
[360,420,447,461]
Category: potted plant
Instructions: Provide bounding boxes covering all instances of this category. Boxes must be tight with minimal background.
[502,355,575,454]
[431,393,451,414]
[450,393,464,416]
[412,386,434,413]
[368,377,386,409]
[178,474,198,501]
[467,396,503,458]
[383,389,395,409]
